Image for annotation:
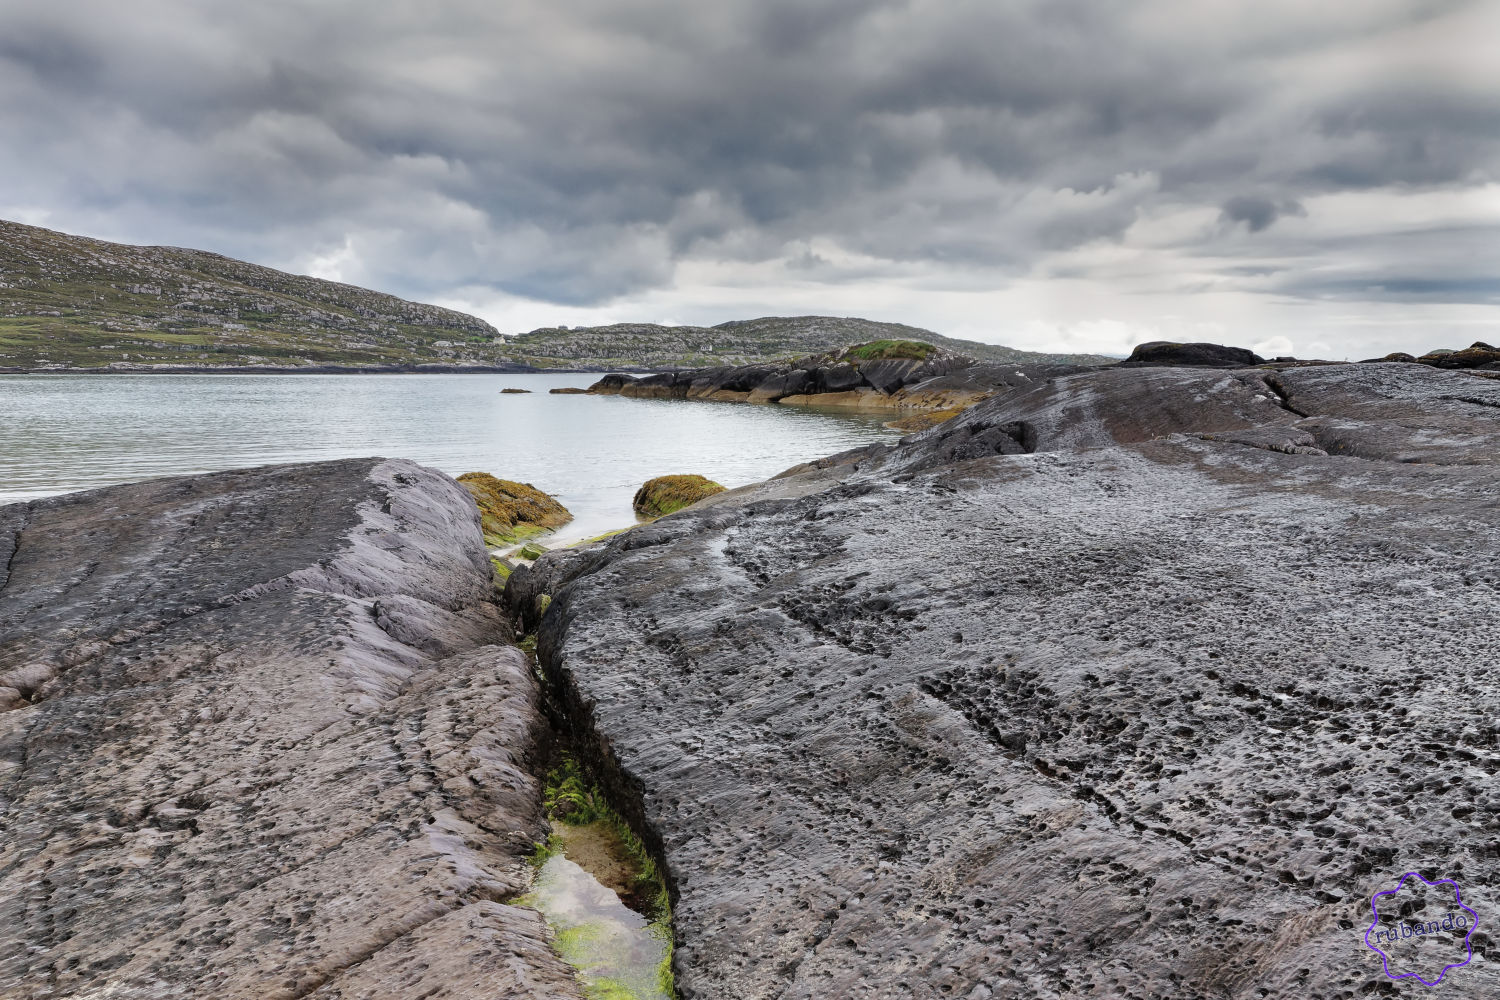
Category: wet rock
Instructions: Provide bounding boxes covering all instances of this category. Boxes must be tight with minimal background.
[0,459,582,1000]
[523,364,1500,999]
[1122,341,1266,367]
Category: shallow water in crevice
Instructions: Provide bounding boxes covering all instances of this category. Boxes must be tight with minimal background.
[519,822,673,1000]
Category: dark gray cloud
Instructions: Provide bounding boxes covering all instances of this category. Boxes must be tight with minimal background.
[0,0,1495,345]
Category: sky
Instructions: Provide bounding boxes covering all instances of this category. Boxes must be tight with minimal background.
[1,0,1496,359]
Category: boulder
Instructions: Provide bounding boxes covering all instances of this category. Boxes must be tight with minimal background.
[631,474,726,518]
[1122,341,1266,367]
[0,459,581,999]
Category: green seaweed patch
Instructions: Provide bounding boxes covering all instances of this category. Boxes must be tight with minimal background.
[841,338,936,362]
[457,471,572,548]
[538,757,676,995]
[490,556,513,581]
[632,475,726,519]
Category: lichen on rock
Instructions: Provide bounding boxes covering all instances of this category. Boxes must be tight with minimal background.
[631,475,726,518]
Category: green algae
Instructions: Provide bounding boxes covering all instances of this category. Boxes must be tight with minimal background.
[516,757,675,999]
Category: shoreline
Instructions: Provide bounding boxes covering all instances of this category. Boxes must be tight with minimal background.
[0,362,667,376]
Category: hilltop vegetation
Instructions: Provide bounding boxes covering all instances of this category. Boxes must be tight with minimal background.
[0,219,1115,370]
[508,316,1115,368]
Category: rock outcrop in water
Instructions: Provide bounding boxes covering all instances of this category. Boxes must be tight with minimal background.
[588,341,1085,418]
[0,459,583,1000]
[514,362,1500,999]
[457,471,572,549]
[633,475,727,519]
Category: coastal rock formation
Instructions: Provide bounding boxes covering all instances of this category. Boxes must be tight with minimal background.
[632,475,727,518]
[0,460,583,1000]
[1419,342,1500,370]
[588,341,1084,417]
[518,363,1500,998]
[1361,343,1500,371]
[1122,341,1266,367]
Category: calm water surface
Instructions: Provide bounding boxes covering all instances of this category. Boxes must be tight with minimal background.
[0,373,897,539]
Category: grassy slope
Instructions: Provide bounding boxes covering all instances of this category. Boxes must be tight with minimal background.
[0,219,507,369]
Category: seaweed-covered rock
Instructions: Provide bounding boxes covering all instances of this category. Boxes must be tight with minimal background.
[500,387,532,393]
[457,471,572,547]
[631,474,726,518]
[1122,341,1266,367]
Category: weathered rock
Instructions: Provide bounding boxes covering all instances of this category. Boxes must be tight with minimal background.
[523,364,1500,999]
[1123,341,1266,367]
[0,460,582,1000]
[501,387,533,393]
[548,386,590,394]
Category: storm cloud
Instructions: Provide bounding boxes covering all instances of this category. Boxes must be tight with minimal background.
[0,0,1495,355]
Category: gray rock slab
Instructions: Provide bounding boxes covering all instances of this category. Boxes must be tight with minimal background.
[0,459,580,1000]
[528,364,1500,999]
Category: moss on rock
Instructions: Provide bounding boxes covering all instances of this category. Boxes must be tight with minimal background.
[841,339,936,362]
[457,472,572,548]
[632,474,726,519]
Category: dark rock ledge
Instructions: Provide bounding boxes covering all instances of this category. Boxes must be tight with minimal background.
[0,460,584,1000]
[511,362,1500,999]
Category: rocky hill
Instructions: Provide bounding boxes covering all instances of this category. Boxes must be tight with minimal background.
[0,218,1112,371]
[0,219,519,370]
[508,315,1116,368]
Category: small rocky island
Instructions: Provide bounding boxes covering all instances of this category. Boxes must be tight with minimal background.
[3,353,1499,998]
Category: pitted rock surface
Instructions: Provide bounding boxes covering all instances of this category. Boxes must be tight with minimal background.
[0,459,581,1000]
[525,364,1500,999]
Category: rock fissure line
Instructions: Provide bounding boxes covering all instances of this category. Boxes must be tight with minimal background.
[0,509,29,598]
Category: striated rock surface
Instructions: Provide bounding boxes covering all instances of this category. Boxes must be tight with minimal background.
[0,459,582,1000]
[517,363,1500,999]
